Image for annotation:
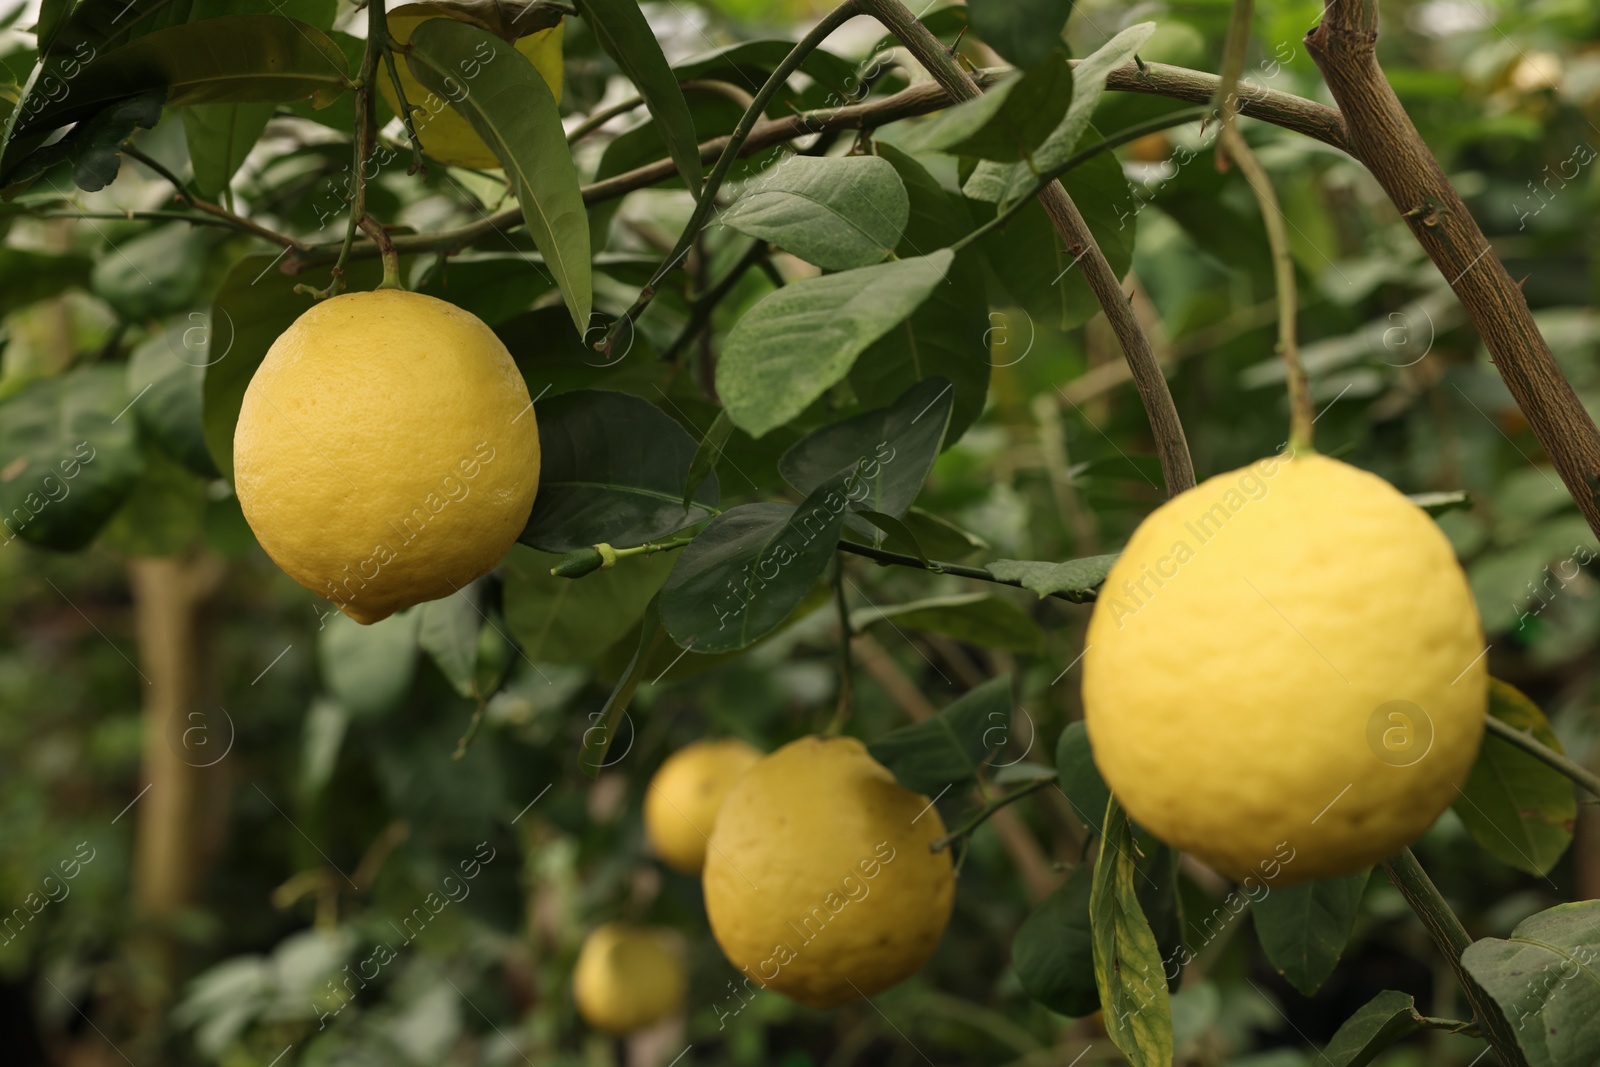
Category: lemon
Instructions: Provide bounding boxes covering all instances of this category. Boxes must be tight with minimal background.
[380,6,564,170]
[702,736,954,1009]
[234,290,540,625]
[572,922,686,1033]
[1083,453,1486,885]
[645,739,763,875]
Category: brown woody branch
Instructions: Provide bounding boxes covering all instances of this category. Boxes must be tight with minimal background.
[1307,0,1600,540]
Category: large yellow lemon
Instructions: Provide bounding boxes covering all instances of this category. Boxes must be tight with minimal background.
[572,922,686,1033]
[234,290,539,624]
[645,738,763,875]
[702,736,954,1009]
[1083,453,1486,885]
[380,6,564,170]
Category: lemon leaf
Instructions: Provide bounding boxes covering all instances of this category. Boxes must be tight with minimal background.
[502,545,672,665]
[1014,864,1100,1016]
[1253,870,1370,996]
[868,675,1011,795]
[1055,722,1110,836]
[987,555,1117,601]
[580,594,664,777]
[407,18,592,333]
[849,593,1043,654]
[907,49,1073,163]
[1460,901,1600,1067]
[1319,990,1428,1067]
[1090,798,1174,1067]
[718,155,907,270]
[965,0,1074,71]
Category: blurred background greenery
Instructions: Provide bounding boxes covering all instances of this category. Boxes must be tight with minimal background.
[0,0,1597,1064]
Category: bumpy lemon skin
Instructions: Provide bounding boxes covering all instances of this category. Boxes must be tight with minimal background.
[573,922,686,1033]
[233,290,539,625]
[379,8,564,170]
[645,739,763,875]
[1083,453,1486,885]
[702,736,955,1010]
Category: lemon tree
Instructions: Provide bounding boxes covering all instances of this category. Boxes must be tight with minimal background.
[1,1,1599,1066]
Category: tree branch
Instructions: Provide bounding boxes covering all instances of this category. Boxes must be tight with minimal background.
[1485,715,1600,797]
[1307,1,1600,540]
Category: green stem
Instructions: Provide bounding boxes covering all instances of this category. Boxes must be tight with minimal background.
[379,14,428,177]
[603,0,861,348]
[930,777,1055,852]
[1382,848,1529,1067]
[358,215,403,290]
[1212,0,1255,135]
[837,539,1097,604]
[1485,715,1600,797]
[948,105,1210,254]
[662,238,773,363]
[826,554,854,736]
[1218,123,1312,453]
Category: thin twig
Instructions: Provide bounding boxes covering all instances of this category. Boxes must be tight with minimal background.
[661,238,773,362]
[826,554,854,735]
[1211,0,1255,142]
[1485,715,1600,797]
[838,539,1099,604]
[930,776,1055,852]
[121,143,312,251]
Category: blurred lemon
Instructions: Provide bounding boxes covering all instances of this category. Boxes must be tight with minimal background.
[234,290,540,624]
[380,5,564,170]
[645,738,763,875]
[703,736,954,1009]
[1083,453,1486,884]
[573,922,686,1033]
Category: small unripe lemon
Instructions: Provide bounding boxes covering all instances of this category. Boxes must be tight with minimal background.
[1083,453,1486,885]
[703,736,954,1009]
[572,922,686,1033]
[380,6,564,171]
[644,739,763,875]
[234,290,539,624]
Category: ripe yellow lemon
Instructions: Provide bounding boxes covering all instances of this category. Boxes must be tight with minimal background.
[380,6,564,170]
[645,738,763,875]
[234,290,539,624]
[573,922,686,1033]
[1083,453,1486,885]
[702,736,954,1009]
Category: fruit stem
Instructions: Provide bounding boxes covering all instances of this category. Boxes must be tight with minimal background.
[825,554,854,736]
[1210,0,1254,141]
[1381,848,1530,1067]
[837,540,1102,604]
[378,21,428,178]
[359,215,404,290]
[929,776,1055,852]
[1218,123,1314,455]
[1484,714,1600,797]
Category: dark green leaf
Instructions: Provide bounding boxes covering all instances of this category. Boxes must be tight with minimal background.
[1452,679,1577,876]
[418,580,489,700]
[1135,839,1184,993]
[850,145,989,443]
[1014,864,1099,1016]
[850,592,1042,654]
[575,0,701,194]
[318,609,419,720]
[2,88,163,191]
[718,250,953,438]
[299,697,350,799]
[417,253,558,327]
[868,675,1011,795]
[988,554,1116,601]
[718,155,907,270]
[966,0,1074,71]
[128,322,216,477]
[15,15,348,138]
[0,247,91,317]
[879,506,988,560]
[502,545,673,665]
[518,389,718,553]
[911,50,1073,163]
[581,595,666,777]
[1460,901,1600,1067]
[779,377,952,519]
[183,102,275,199]
[0,366,143,550]
[1091,798,1173,1067]
[851,509,932,565]
[90,223,209,320]
[97,445,207,556]
[682,409,733,512]
[408,18,591,332]
[1321,990,1428,1067]
[1055,722,1110,836]
[1253,870,1370,996]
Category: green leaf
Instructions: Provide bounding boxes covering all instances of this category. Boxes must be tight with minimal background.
[580,595,666,777]
[299,697,350,799]
[97,444,207,556]
[1320,990,1428,1067]
[1253,870,1370,996]
[867,675,1011,795]
[15,15,349,138]
[1055,721,1110,836]
[90,223,209,321]
[502,545,672,664]
[518,390,718,553]
[2,88,163,191]
[0,366,143,550]
[417,579,495,701]
[407,18,591,333]
[417,253,557,327]
[1014,863,1100,1017]
[0,247,91,317]
[318,610,420,720]
[128,322,216,477]
[575,0,701,195]
[717,250,953,438]
[911,50,1074,163]
[779,377,952,519]
[850,145,989,443]
[1452,679,1577,876]
[850,592,1042,654]
[1091,798,1174,1067]
[718,155,908,270]
[182,102,275,198]
[988,554,1117,601]
[682,409,733,512]
[1460,901,1600,1067]
[845,505,988,563]
[658,493,839,655]
[966,0,1075,71]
